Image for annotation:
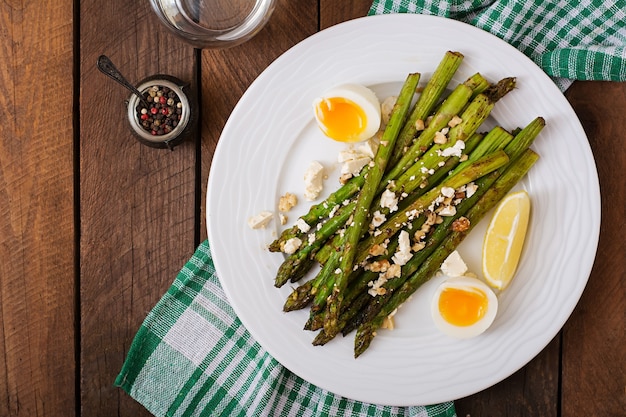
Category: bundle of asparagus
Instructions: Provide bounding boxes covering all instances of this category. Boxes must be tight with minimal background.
[270,51,544,358]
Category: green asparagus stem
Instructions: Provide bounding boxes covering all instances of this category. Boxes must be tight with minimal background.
[353,149,540,357]
[324,73,421,336]
[354,150,510,266]
[389,51,465,167]
[274,202,353,287]
[344,171,501,335]
[384,78,475,182]
[345,119,544,337]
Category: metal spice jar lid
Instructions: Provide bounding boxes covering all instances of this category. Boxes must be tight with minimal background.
[126,75,196,150]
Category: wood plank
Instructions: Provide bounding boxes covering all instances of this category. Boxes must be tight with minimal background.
[455,337,560,416]
[320,0,371,28]
[561,81,626,417]
[199,1,320,241]
[79,1,196,416]
[0,1,76,416]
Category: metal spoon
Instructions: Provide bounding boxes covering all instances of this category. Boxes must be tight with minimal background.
[96,55,150,108]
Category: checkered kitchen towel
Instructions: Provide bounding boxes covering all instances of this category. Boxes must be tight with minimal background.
[369,0,626,91]
[115,241,455,416]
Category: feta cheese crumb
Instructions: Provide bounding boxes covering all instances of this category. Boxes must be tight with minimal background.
[295,218,311,233]
[283,237,302,254]
[303,161,325,201]
[438,205,457,216]
[380,190,399,212]
[465,182,478,198]
[338,149,371,176]
[441,186,456,198]
[441,250,468,276]
[279,213,287,225]
[392,230,412,266]
[357,137,379,158]
[441,140,466,157]
[247,211,273,229]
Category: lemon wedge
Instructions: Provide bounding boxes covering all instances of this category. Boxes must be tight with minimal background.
[482,190,531,291]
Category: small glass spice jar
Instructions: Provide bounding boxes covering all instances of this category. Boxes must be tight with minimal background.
[126,75,196,150]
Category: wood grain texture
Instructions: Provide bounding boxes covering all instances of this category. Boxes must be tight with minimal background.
[0,1,76,416]
[79,1,196,416]
[0,0,622,416]
[199,0,319,241]
[562,81,626,417]
[455,337,560,416]
[320,0,371,28]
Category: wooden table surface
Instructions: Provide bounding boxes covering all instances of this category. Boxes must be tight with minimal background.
[1,1,624,416]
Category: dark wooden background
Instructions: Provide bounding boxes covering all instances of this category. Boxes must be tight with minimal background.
[0,0,623,416]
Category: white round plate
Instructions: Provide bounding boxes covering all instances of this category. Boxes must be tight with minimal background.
[207,14,600,406]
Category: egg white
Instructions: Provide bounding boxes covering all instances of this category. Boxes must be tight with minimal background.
[431,275,498,339]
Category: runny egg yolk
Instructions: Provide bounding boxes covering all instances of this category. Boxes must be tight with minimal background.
[315,97,367,142]
[438,286,488,327]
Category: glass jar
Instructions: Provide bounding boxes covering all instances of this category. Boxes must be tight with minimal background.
[149,0,276,48]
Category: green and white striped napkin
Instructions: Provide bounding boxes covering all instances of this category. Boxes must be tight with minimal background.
[115,240,455,417]
[117,2,626,416]
[369,0,626,91]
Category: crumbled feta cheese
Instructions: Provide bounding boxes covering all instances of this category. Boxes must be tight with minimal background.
[303,161,325,201]
[438,205,457,216]
[337,149,359,163]
[279,213,287,225]
[441,186,456,198]
[392,230,412,266]
[341,156,371,176]
[357,136,379,159]
[371,210,386,227]
[441,140,466,157]
[380,190,399,212]
[247,211,273,229]
[441,250,468,276]
[295,218,310,233]
[283,237,302,254]
[465,182,478,198]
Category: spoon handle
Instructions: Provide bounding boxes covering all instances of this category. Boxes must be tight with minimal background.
[97,55,150,108]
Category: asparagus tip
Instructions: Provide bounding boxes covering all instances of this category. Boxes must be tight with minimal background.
[485,77,517,102]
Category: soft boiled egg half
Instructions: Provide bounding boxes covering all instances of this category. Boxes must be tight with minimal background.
[431,276,498,339]
[313,84,381,143]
